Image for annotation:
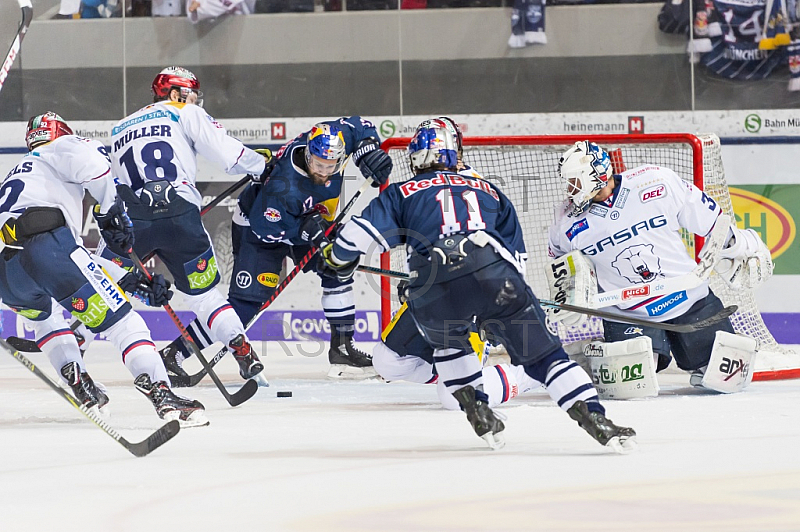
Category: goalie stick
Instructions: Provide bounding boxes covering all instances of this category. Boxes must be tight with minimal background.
[0,0,32,96]
[179,177,376,387]
[2,338,181,457]
[129,250,258,406]
[4,177,251,355]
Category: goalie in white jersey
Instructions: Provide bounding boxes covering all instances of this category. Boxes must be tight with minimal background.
[547,140,773,395]
[0,112,206,426]
[103,66,272,385]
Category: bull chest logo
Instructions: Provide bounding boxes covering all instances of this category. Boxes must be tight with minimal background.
[264,208,282,222]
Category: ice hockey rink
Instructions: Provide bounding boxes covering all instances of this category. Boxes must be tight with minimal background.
[2,338,800,532]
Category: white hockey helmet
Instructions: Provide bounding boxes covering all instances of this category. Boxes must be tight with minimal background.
[558,140,613,215]
[407,118,458,174]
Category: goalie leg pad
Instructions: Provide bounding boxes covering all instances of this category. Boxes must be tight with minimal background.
[545,250,597,327]
[700,331,756,393]
[583,337,659,400]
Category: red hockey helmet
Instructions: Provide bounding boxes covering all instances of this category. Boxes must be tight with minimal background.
[151,66,202,105]
[25,112,73,151]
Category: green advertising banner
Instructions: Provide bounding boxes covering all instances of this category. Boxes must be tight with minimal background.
[730,186,798,275]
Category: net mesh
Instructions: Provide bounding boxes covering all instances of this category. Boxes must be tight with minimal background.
[381,133,788,353]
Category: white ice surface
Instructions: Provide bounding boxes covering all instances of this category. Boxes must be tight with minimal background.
[2,340,800,532]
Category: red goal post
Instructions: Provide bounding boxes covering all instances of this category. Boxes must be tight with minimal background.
[377,132,797,380]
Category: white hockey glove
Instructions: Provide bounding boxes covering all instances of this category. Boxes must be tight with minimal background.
[544,251,597,328]
[715,227,773,289]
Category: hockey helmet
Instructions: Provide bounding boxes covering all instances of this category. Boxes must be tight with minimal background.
[305,123,347,178]
[558,140,612,215]
[151,66,203,106]
[437,116,463,158]
[408,118,458,174]
[25,112,73,151]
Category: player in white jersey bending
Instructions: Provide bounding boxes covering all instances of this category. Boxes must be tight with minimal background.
[0,112,206,426]
[102,66,271,384]
[547,140,772,396]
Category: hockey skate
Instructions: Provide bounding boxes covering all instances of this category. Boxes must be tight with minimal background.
[452,385,506,450]
[60,361,109,413]
[229,334,266,383]
[159,338,190,385]
[327,332,377,380]
[134,373,208,428]
[567,400,637,453]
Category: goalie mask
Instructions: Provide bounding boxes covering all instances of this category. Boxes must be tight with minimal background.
[26,112,73,151]
[408,118,458,174]
[152,66,203,106]
[305,123,347,179]
[559,140,613,216]
[437,116,464,160]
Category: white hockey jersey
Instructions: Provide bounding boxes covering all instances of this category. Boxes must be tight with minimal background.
[548,164,722,322]
[109,101,264,207]
[0,135,117,243]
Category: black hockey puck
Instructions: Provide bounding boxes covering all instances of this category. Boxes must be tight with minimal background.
[277,391,293,398]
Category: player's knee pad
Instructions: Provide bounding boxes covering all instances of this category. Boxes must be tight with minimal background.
[181,247,220,295]
[32,312,83,373]
[700,331,756,393]
[582,337,659,400]
[58,248,131,333]
[433,348,484,393]
[373,342,435,383]
[183,290,244,344]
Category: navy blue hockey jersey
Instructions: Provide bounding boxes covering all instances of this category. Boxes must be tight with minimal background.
[239,116,379,245]
[333,170,528,271]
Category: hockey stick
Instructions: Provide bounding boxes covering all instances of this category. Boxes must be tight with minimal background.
[0,0,32,96]
[128,250,258,406]
[186,177,376,385]
[2,338,180,457]
[4,179,251,354]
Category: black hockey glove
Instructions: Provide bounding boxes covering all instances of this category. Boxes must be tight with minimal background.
[118,270,173,307]
[93,196,135,255]
[298,210,330,247]
[250,148,276,185]
[318,242,358,282]
[396,280,410,305]
[352,138,392,187]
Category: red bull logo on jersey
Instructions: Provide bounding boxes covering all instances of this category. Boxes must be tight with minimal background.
[640,184,667,203]
[399,173,499,200]
[264,208,282,222]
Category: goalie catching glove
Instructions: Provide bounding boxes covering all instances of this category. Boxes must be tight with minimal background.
[545,250,598,327]
[318,242,358,282]
[352,138,392,187]
[93,196,135,255]
[250,148,277,185]
[118,270,173,307]
[715,226,773,289]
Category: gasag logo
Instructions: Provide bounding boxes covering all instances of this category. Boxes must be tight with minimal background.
[730,187,796,259]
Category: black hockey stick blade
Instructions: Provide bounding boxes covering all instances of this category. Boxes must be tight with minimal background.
[2,339,181,457]
[169,342,229,387]
[5,335,40,353]
[681,305,739,333]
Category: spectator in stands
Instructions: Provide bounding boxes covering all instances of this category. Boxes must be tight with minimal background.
[189,0,255,22]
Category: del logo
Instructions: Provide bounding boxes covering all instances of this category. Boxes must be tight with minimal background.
[729,187,796,259]
[566,218,589,241]
[72,297,86,312]
[197,258,207,272]
[257,273,280,287]
[640,184,666,203]
[645,290,686,316]
[264,208,281,222]
[622,285,650,300]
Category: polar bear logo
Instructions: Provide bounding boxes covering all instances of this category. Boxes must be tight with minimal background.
[611,244,661,284]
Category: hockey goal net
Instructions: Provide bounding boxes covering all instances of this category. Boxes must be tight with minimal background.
[378,133,797,381]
